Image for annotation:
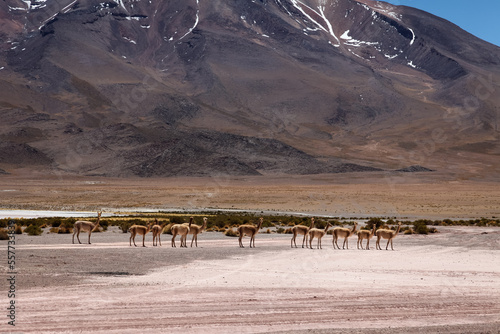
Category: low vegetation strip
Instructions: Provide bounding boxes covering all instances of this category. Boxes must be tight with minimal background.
[0,214,498,239]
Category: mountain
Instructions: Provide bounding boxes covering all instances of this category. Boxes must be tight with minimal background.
[0,0,499,178]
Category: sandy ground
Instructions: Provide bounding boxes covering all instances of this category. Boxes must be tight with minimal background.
[1,173,500,219]
[3,225,500,333]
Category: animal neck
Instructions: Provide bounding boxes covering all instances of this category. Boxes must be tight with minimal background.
[92,212,101,229]
[370,224,376,236]
[324,224,330,233]
[393,223,401,236]
[91,220,100,232]
[349,223,357,236]
[201,218,207,231]
[308,219,315,231]
[257,218,263,230]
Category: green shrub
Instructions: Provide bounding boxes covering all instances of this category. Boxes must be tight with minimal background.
[169,216,185,225]
[57,222,73,234]
[276,227,285,234]
[413,221,429,234]
[99,220,109,231]
[119,222,132,233]
[51,221,62,228]
[162,223,174,235]
[366,218,384,230]
[262,221,275,228]
[24,224,43,236]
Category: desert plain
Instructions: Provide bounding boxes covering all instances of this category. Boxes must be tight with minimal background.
[1,172,500,333]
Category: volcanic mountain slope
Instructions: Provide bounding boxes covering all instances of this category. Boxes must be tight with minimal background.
[0,0,499,177]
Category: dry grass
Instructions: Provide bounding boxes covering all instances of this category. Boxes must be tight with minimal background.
[0,174,499,220]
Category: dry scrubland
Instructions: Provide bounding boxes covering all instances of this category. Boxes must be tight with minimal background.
[1,173,500,333]
[1,173,499,218]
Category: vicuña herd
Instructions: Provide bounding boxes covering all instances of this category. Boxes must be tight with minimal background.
[72,213,403,250]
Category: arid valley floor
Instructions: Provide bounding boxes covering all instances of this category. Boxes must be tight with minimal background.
[1,173,500,333]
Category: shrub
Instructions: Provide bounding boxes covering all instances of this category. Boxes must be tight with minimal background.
[51,220,62,228]
[262,221,275,228]
[15,225,23,234]
[413,221,429,234]
[24,224,43,236]
[224,228,239,237]
[169,216,185,225]
[428,227,439,233]
[58,222,73,234]
[284,228,293,234]
[99,220,109,231]
[0,229,8,240]
[162,223,174,235]
[119,222,132,233]
[366,218,383,230]
[276,227,285,234]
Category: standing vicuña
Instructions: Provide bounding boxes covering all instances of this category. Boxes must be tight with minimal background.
[72,211,102,244]
[376,222,402,250]
[184,217,207,247]
[151,219,164,246]
[309,222,332,249]
[238,217,264,248]
[357,223,377,250]
[291,217,315,248]
[332,222,358,249]
[129,221,153,247]
[171,217,192,248]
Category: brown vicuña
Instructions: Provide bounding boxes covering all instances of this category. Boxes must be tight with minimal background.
[357,223,377,250]
[376,222,402,250]
[238,217,264,248]
[72,211,101,245]
[291,217,315,248]
[129,221,153,247]
[332,222,358,249]
[309,222,332,249]
[184,217,207,247]
[171,217,192,248]
[151,218,164,247]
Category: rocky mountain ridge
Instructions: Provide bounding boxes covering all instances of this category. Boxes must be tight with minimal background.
[0,0,499,178]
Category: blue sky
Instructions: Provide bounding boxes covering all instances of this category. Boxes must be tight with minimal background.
[383,0,500,47]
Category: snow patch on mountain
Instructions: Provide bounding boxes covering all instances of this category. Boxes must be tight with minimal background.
[179,0,200,41]
[340,30,379,48]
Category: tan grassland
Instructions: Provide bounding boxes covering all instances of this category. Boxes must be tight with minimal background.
[1,172,499,219]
